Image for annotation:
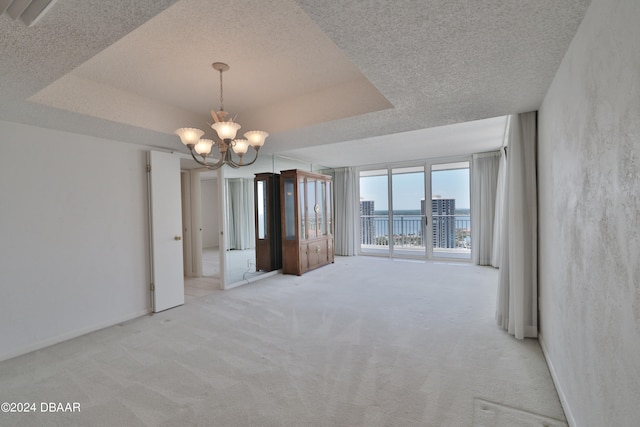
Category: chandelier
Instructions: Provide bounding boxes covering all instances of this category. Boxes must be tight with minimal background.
[175,62,268,169]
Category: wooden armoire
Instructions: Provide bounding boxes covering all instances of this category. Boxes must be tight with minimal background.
[280,169,334,275]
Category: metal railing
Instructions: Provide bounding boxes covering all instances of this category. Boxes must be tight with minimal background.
[360,214,471,250]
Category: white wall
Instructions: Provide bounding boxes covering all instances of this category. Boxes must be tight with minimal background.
[0,120,151,361]
[200,178,219,248]
[538,0,640,425]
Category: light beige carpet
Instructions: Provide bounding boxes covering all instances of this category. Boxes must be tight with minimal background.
[0,256,566,426]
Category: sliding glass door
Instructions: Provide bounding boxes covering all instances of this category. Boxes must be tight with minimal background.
[359,166,427,258]
[391,166,426,257]
[358,159,471,261]
[359,169,389,255]
[430,161,471,260]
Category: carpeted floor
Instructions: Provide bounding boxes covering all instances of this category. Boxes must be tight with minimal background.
[0,256,566,426]
[472,399,568,427]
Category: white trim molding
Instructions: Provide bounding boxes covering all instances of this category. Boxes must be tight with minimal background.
[539,333,576,427]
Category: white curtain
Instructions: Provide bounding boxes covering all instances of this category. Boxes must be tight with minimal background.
[496,111,538,339]
[333,167,358,256]
[471,151,500,265]
[491,147,507,267]
[225,178,255,250]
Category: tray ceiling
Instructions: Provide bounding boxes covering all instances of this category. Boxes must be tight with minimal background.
[0,0,591,167]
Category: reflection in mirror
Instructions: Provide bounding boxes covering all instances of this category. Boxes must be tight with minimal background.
[200,174,221,281]
[319,181,326,236]
[224,177,258,285]
[221,154,330,288]
[283,178,296,240]
[257,180,266,239]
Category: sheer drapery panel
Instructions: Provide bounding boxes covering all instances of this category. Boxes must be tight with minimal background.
[333,167,358,256]
[496,111,538,339]
[471,152,500,265]
[225,178,255,250]
[491,148,507,268]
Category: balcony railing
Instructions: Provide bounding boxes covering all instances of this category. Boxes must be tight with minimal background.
[360,214,471,250]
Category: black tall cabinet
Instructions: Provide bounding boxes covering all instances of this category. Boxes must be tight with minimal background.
[254,173,282,271]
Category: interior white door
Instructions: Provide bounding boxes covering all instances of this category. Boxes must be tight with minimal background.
[148,150,184,312]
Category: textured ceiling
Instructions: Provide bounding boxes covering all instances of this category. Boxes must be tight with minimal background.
[28,0,392,138]
[0,0,591,167]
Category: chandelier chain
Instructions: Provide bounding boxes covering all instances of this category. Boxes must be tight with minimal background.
[219,68,224,112]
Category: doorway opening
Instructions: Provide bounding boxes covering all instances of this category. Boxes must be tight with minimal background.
[181,169,222,299]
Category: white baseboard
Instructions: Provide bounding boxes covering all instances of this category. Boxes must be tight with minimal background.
[539,333,577,427]
[0,308,151,363]
[224,270,280,290]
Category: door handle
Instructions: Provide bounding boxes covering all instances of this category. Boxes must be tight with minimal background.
[174,236,182,241]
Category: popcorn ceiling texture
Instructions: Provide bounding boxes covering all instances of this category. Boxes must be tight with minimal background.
[30,0,392,139]
[289,0,592,147]
[0,0,181,148]
[538,0,640,425]
[0,0,590,159]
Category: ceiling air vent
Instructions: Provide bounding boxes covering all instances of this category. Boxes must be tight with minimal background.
[1,0,57,27]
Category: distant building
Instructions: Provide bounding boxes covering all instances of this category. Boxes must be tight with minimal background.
[360,200,376,244]
[427,196,456,248]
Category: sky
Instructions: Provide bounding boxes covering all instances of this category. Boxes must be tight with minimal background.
[360,168,470,211]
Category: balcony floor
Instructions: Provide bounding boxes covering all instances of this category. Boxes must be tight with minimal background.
[361,244,471,260]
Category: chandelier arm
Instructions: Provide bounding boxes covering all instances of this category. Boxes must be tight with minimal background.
[207,155,227,170]
[227,147,261,168]
[223,149,240,169]
[189,147,225,170]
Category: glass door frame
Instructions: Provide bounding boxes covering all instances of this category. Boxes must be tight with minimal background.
[357,155,472,262]
[428,157,472,261]
[358,161,428,259]
[390,165,427,259]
